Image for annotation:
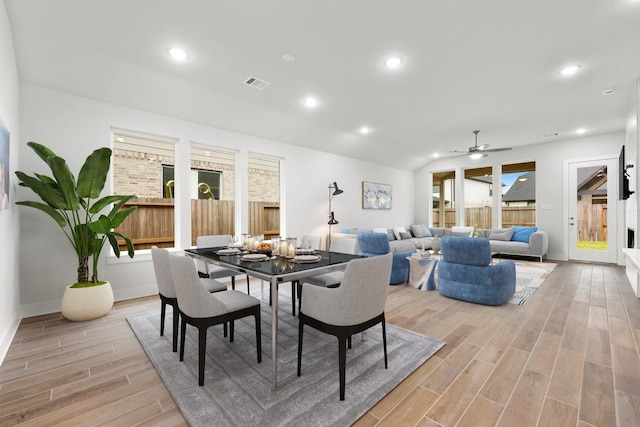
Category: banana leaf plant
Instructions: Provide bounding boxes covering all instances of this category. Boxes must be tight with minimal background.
[15,142,138,285]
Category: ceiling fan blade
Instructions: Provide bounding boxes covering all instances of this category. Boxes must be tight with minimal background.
[477,144,490,151]
[484,147,512,153]
[447,150,471,153]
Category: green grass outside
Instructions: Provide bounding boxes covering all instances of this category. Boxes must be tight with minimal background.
[577,240,608,251]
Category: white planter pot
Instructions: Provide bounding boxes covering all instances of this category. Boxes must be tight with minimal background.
[61,281,114,321]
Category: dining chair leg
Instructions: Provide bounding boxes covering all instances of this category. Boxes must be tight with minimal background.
[382,317,388,369]
[247,275,251,294]
[230,320,235,342]
[198,326,208,386]
[231,275,236,290]
[338,335,347,401]
[297,322,304,376]
[172,303,179,352]
[160,299,166,336]
[255,311,262,363]
[179,315,187,362]
[223,322,228,337]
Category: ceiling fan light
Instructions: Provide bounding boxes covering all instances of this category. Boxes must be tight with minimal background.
[469,152,484,160]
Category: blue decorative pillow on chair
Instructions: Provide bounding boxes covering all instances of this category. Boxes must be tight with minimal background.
[511,226,538,243]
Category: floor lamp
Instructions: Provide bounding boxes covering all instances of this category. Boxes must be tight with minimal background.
[327,181,343,248]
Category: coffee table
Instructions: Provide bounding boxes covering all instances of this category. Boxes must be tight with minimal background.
[406,254,438,290]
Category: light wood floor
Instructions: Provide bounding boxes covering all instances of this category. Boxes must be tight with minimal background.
[1,261,639,426]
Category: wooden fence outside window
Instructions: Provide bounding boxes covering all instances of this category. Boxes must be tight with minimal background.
[116,198,279,249]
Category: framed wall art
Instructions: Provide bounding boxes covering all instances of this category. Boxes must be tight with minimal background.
[362,181,392,210]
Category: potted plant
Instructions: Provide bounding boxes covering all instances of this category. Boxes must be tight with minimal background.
[15,141,138,321]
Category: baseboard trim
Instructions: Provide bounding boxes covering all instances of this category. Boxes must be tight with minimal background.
[0,314,22,366]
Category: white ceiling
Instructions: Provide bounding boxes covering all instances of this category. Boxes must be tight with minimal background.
[5,0,640,171]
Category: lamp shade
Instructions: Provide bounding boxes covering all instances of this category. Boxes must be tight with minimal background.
[328,211,339,225]
[332,182,344,196]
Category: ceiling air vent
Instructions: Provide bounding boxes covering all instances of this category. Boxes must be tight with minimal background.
[244,76,270,90]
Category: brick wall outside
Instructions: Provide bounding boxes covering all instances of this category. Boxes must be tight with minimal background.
[248,167,279,202]
[113,149,277,202]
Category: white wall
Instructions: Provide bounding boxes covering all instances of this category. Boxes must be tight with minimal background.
[627,80,639,248]
[0,1,21,361]
[17,84,415,316]
[415,131,625,261]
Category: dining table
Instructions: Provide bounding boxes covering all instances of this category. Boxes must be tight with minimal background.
[184,246,365,389]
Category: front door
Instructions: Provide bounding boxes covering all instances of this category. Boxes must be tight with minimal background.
[568,157,617,263]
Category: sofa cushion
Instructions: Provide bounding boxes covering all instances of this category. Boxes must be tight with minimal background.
[410,224,432,238]
[392,226,407,240]
[429,228,447,238]
[488,228,515,241]
[389,240,418,253]
[399,231,413,239]
[452,226,474,237]
[511,226,538,243]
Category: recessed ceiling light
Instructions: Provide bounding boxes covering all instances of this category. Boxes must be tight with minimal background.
[576,128,587,134]
[359,127,370,134]
[432,153,440,158]
[169,47,188,61]
[384,57,403,69]
[304,97,318,108]
[559,65,581,76]
[282,54,295,62]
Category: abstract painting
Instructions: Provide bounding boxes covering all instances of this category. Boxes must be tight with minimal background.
[362,181,392,209]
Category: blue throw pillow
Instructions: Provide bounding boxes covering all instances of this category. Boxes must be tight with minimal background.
[511,226,538,243]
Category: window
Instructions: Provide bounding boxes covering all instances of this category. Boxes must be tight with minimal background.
[502,162,536,227]
[248,154,281,238]
[464,166,493,229]
[190,145,236,244]
[432,170,455,228]
[112,132,176,249]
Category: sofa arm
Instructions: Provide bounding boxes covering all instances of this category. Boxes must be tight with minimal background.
[529,231,548,256]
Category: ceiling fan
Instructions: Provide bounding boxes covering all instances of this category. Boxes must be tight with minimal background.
[450,130,512,159]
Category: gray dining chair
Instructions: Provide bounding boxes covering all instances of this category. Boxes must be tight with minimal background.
[296,237,359,314]
[151,246,227,352]
[297,252,393,400]
[169,253,262,386]
[196,235,250,294]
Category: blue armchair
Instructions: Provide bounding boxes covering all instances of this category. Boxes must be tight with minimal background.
[438,236,516,305]
[357,232,412,285]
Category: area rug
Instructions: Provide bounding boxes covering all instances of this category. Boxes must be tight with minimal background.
[128,295,445,427]
[508,261,557,305]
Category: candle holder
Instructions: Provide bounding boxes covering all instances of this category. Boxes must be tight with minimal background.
[286,237,297,258]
